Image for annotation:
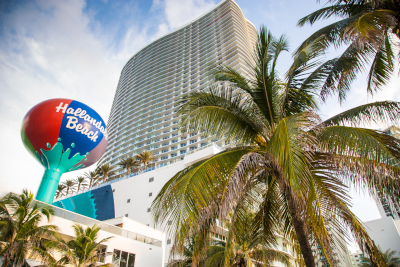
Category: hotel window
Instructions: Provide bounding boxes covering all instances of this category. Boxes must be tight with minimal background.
[127,199,130,203]
[147,208,151,212]
[149,177,154,182]
[149,192,153,197]
[113,249,135,267]
[98,247,107,263]
[167,239,171,245]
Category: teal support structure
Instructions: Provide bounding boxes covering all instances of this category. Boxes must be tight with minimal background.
[36,169,62,204]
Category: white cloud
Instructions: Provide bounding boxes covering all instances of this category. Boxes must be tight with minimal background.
[156,0,217,30]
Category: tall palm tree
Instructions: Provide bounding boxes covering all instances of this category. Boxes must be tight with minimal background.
[33,224,112,267]
[55,184,66,198]
[0,190,58,267]
[152,26,400,267]
[84,171,100,188]
[295,0,400,103]
[135,150,157,170]
[75,176,88,192]
[96,164,115,183]
[63,179,76,195]
[118,156,140,176]
[360,248,400,267]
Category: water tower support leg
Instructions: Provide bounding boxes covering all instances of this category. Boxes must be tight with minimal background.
[36,169,63,204]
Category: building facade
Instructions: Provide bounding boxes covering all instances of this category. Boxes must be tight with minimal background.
[98,0,257,176]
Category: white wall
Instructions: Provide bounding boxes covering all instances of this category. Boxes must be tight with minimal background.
[41,214,165,267]
[364,217,400,252]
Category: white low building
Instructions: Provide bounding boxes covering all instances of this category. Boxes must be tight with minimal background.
[36,202,167,267]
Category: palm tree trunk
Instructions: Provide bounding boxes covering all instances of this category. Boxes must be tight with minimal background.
[78,184,81,192]
[144,161,147,169]
[66,188,69,195]
[281,181,315,267]
[127,168,130,175]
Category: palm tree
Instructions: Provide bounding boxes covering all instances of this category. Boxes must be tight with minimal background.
[0,190,58,267]
[84,171,100,188]
[96,164,115,183]
[33,224,112,267]
[75,176,88,192]
[360,248,400,267]
[151,26,399,267]
[206,211,292,267]
[135,150,157,170]
[55,184,66,198]
[295,0,400,103]
[63,179,76,195]
[118,156,140,176]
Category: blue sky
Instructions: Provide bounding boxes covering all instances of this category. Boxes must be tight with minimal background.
[1,0,399,251]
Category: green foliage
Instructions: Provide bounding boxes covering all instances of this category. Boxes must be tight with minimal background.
[152,26,399,267]
[360,248,400,267]
[296,0,400,102]
[63,179,76,195]
[118,156,140,175]
[206,211,292,267]
[96,164,115,183]
[33,224,112,267]
[75,177,88,192]
[56,184,66,199]
[84,171,101,188]
[0,190,58,267]
[135,150,157,169]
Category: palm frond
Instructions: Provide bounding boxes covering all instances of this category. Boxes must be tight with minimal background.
[367,32,396,92]
[297,4,365,26]
[178,85,267,145]
[324,101,400,127]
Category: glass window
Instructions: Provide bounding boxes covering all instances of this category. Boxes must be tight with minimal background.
[98,247,106,263]
[113,249,121,266]
[128,254,135,267]
[113,249,135,267]
[120,251,128,267]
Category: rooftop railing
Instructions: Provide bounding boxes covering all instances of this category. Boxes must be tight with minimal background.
[36,200,163,247]
[57,143,223,201]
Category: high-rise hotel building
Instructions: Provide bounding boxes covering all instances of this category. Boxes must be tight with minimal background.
[53,1,280,265]
[98,0,257,175]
